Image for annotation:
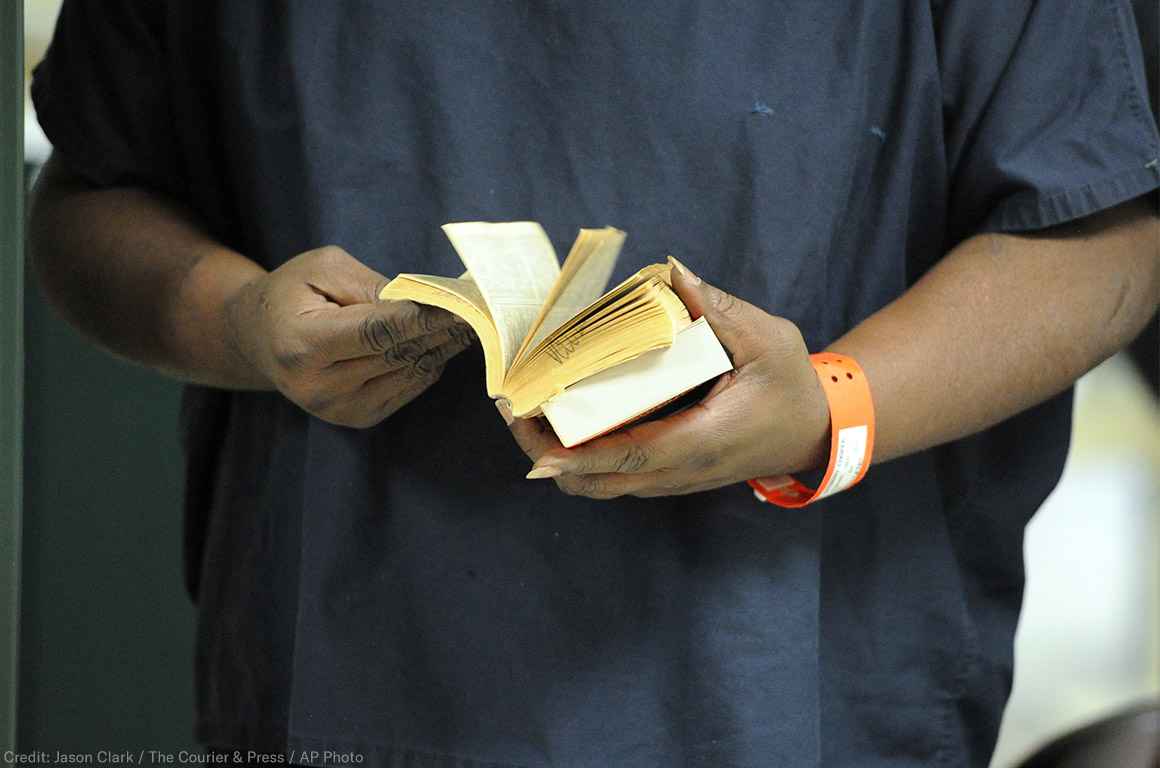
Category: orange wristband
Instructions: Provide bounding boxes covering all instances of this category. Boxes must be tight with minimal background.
[749,353,875,508]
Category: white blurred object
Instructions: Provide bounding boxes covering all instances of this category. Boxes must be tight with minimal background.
[25,0,63,168]
[24,102,50,166]
[991,355,1160,767]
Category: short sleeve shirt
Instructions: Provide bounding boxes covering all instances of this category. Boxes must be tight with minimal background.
[32,2,1160,765]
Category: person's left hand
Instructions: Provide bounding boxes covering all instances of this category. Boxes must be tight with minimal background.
[498,260,832,499]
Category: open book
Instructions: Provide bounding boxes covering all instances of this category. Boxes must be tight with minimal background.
[379,222,732,446]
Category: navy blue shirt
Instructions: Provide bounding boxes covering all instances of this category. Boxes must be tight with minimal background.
[33,2,1159,765]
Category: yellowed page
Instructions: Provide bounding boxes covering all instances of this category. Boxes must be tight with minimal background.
[523,263,675,361]
[383,273,488,313]
[379,274,506,394]
[503,303,679,415]
[502,270,693,416]
[441,222,561,373]
[512,227,624,368]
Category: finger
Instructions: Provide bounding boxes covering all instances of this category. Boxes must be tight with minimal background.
[385,330,475,377]
[626,472,733,497]
[668,256,792,367]
[529,397,731,477]
[301,327,473,426]
[323,328,474,383]
[324,363,443,428]
[554,468,727,500]
[308,301,472,362]
[501,409,564,467]
[553,470,649,499]
[294,245,391,306]
[364,365,442,422]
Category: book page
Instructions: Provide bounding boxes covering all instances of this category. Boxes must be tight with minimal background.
[524,262,676,363]
[384,274,489,314]
[501,267,692,416]
[540,318,732,447]
[442,222,561,373]
[512,227,624,368]
[379,273,507,394]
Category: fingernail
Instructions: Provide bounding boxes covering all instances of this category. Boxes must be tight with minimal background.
[526,465,562,479]
[667,256,701,285]
[495,399,514,425]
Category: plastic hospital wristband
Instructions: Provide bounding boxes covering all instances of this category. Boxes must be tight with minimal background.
[748,353,875,508]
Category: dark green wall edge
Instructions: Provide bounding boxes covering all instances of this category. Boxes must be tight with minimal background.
[1,0,25,751]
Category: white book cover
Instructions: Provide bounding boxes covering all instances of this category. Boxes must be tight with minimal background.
[541,317,733,447]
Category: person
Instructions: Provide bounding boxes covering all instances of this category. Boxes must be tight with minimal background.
[28,1,1159,765]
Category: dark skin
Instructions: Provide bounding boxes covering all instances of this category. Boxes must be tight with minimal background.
[225,248,475,428]
[29,154,474,428]
[30,152,1159,491]
[502,199,1159,499]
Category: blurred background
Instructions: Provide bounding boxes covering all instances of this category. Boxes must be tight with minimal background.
[8,0,1160,764]
[14,0,196,752]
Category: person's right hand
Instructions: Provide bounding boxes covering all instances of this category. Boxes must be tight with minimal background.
[225,245,474,428]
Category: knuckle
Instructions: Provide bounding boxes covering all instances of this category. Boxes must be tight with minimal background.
[556,477,583,497]
[416,307,442,333]
[590,482,623,500]
[315,245,349,265]
[297,385,334,416]
[360,313,398,353]
[449,323,476,348]
[412,346,448,377]
[349,411,385,429]
[612,443,651,473]
[689,449,719,472]
[767,316,805,351]
[372,398,404,424]
[275,347,310,371]
[687,432,725,472]
[558,474,616,499]
[713,288,741,317]
[384,338,423,368]
[271,337,313,370]
[389,300,423,328]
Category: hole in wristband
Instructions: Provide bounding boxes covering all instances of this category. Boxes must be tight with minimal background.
[846,372,853,379]
[821,361,828,365]
[831,375,838,382]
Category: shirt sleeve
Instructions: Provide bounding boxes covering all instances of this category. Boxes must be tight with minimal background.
[938,0,1160,240]
[31,0,179,193]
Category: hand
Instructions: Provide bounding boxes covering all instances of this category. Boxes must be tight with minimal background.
[226,245,474,427]
[500,259,830,498]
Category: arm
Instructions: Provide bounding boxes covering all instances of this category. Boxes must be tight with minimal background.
[29,154,269,389]
[831,197,1158,464]
[508,197,1159,497]
[29,152,473,427]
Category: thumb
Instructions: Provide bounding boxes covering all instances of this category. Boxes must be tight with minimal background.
[667,256,769,366]
[299,246,390,306]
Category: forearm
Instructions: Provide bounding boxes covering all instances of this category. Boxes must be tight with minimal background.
[28,154,272,389]
[513,198,1157,498]
[829,198,1160,464]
